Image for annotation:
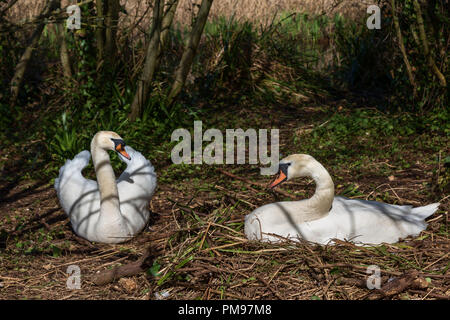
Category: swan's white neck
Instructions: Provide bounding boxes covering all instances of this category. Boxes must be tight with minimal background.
[298,160,334,220]
[91,144,121,215]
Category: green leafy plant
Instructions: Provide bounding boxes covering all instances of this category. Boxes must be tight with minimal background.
[49,112,87,162]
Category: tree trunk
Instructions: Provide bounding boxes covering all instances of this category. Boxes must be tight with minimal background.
[55,11,72,79]
[412,0,446,87]
[160,0,179,52]
[166,0,213,108]
[95,0,105,69]
[59,31,72,79]
[128,0,165,121]
[390,0,416,96]
[152,0,180,74]
[104,0,120,68]
[9,0,60,106]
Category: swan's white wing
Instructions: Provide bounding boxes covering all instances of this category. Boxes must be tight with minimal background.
[245,196,440,245]
[117,146,157,194]
[323,197,439,245]
[245,200,319,242]
[54,150,98,217]
[117,146,157,231]
[55,146,157,243]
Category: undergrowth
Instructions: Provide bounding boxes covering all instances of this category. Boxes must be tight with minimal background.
[0,7,448,185]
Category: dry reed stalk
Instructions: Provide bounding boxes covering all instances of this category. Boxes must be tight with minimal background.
[5,0,371,28]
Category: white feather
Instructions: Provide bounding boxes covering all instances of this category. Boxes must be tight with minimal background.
[55,143,156,243]
[245,154,439,246]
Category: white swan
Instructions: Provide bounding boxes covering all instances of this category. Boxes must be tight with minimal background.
[245,154,439,245]
[54,131,157,243]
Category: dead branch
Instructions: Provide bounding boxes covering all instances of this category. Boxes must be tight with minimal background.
[367,270,428,300]
[409,289,450,300]
[92,247,156,285]
[256,275,285,299]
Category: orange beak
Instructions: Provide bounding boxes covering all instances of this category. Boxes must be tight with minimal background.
[269,170,287,189]
[116,144,131,160]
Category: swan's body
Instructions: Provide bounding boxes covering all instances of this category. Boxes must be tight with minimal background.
[245,154,439,245]
[54,131,157,243]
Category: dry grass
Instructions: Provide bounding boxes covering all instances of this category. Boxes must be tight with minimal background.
[177,0,371,24]
[0,160,448,300]
[4,0,371,28]
[2,0,369,61]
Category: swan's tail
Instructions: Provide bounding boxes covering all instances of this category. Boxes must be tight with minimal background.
[411,203,440,221]
[54,150,91,190]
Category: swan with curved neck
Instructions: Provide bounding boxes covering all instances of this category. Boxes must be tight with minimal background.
[55,131,157,243]
[244,154,439,245]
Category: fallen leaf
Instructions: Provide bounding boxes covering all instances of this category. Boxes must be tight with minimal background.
[118,278,137,294]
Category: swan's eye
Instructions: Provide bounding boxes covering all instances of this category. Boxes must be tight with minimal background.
[110,138,130,159]
[278,163,290,175]
[111,138,126,149]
